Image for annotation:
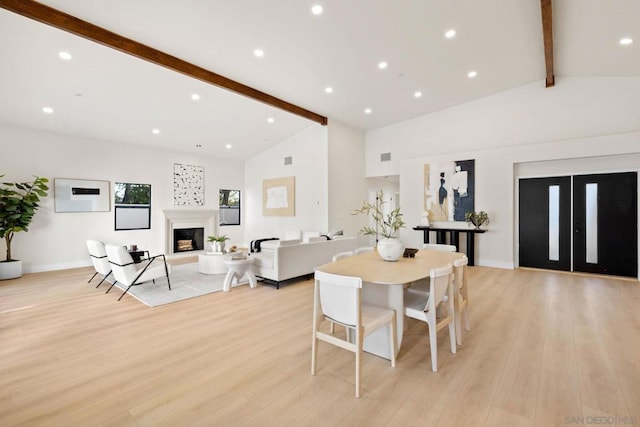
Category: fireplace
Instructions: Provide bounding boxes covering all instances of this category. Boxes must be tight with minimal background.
[163,209,217,255]
[173,227,204,253]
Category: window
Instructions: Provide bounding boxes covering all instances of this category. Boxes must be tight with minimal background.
[114,182,151,230]
[219,189,240,226]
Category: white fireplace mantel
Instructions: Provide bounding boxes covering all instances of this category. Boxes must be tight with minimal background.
[164,209,217,254]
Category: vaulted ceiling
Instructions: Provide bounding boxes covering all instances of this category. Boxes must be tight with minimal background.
[0,1,638,160]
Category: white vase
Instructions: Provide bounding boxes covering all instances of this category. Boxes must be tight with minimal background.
[376,238,404,262]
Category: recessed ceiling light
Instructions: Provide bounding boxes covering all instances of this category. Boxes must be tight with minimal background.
[445,29,456,39]
[42,106,54,114]
[414,91,423,98]
[225,144,232,149]
[311,5,323,15]
[467,70,477,78]
[152,129,160,134]
[58,51,72,60]
[254,49,264,58]
[191,93,200,101]
[325,87,333,94]
[364,108,372,114]
[378,61,388,70]
[267,117,275,123]
[619,37,633,46]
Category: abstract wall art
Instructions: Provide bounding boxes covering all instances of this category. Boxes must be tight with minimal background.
[173,163,204,206]
[263,176,295,216]
[54,178,110,212]
[424,159,475,222]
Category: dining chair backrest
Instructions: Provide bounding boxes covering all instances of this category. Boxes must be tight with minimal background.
[354,247,374,255]
[315,270,362,328]
[427,264,453,312]
[105,244,137,286]
[453,255,468,292]
[423,243,456,252]
[332,251,354,262]
[87,240,111,276]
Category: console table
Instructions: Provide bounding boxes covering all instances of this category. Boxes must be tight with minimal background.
[413,226,485,266]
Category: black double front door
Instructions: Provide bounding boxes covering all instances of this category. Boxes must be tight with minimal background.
[519,172,637,278]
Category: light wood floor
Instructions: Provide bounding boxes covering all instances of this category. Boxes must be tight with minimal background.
[1,261,639,426]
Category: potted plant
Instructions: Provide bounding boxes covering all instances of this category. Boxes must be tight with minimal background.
[352,190,406,261]
[465,210,490,229]
[207,234,230,253]
[0,175,49,279]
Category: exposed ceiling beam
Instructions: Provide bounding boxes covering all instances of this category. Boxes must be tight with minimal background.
[540,0,555,87]
[0,0,328,126]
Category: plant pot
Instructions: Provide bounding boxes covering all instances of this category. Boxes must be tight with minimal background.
[471,220,485,230]
[376,238,404,262]
[0,260,22,280]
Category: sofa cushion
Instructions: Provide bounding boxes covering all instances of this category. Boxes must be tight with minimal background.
[284,230,302,241]
[261,239,300,249]
[302,231,321,243]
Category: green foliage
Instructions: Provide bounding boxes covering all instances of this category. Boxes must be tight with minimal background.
[352,190,405,239]
[465,210,490,228]
[219,189,240,207]
[114,182,151,204]
[207,235,230,242]
[0,175,49,261]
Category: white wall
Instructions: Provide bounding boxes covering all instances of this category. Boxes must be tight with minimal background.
[244,124,329,242]
[0,123,244,272]
[366,77,640,269]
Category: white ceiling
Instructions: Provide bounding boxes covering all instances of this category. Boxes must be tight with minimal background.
[0,1,638,160]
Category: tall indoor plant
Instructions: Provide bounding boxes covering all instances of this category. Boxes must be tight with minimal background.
[352,190,406,261]
[0,175,49,279]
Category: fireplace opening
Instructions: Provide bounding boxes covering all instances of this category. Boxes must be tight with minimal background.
[173,227,204,253]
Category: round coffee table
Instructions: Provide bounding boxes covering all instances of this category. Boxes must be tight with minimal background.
[198,252,229,275]
[223,257,257,291]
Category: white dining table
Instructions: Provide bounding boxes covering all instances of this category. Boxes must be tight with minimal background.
[314,249,464,360]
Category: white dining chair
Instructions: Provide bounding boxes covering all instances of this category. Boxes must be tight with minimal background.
[422,243,456,252]
[311,270,397,398]
[406,243,457,295]
[453,255,470,345]
[354,247,374,255]
[86,240,112,288]
[403,264,456,372]
[329,250,354,333]
[332,250,354,262]
[104,244,172,301]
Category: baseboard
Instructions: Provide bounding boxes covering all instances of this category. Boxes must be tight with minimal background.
[25,260,92,274]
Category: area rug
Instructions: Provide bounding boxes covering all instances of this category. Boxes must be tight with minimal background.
[110,263,238,307]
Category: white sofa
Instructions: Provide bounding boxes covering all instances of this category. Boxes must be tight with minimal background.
[250,236,357,288]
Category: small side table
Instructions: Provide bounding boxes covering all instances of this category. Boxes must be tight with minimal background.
[128,250,150,263]
[223,258,257,292]
[198,253,229,275]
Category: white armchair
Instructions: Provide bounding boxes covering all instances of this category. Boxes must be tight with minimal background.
[86,240,112,288]
[104,244,172,301]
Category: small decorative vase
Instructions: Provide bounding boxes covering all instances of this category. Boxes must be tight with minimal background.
[376,238,404,262]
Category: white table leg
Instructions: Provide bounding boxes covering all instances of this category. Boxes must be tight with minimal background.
[223,270,236,292]
[246,271,258,288]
